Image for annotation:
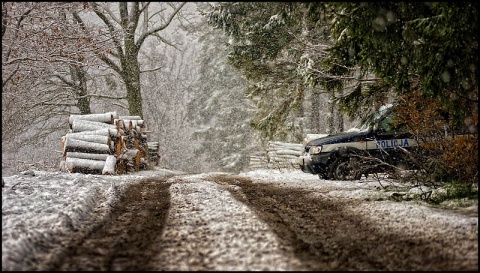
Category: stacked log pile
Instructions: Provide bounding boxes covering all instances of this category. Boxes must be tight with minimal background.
[267,141,303,170]
[248,151,269,170]
[147,142,160,166]
[60,112,159,175]
[249,141,303,170]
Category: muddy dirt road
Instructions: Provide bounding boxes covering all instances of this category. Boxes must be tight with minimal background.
[32,173,477,271]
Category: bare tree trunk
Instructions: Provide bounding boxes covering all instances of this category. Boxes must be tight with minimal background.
[123,54,143,118]
[71,65,91,115]
[335,89,344,133]
[335,108,344,133]
[310,89,321,133]
[327,93,335,134]
[85,2,186,119]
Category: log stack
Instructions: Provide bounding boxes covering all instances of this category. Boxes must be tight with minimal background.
[248,151,269,170]
[248,141,303,170]
[266,141,303,170]
[60,112,159,175]
[147,142,160,166]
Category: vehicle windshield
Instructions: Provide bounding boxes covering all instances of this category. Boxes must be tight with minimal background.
[349,105,393,132]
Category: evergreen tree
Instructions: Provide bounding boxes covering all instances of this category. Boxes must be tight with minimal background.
[206,2,478,135]
[205,2,335,141]
[327,2,478,125]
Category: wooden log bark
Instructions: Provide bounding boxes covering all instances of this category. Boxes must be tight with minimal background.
[102,155,117,175]
[119,115,142,120]
[62,112,156,174]
[268,141,303,150]
[114,119,126,132]
[125,149,141,172]
[114,136,127,156]
[268,150,302,156]
[147,141,159,149]
[63,138,112,155]
[61,136,66,156]
[146,141,160,166]
[249,155,269,170]
[133,124,142,133]
[252,141,306,171]
[65,157,105,174]
[71,119,117,133]
[269,155,299,162]
[69,112,117,128]
[140,134,148,145]
[139,157,147,170]
[65,133,111,146]
[67,128,120,138]
[122,119,144,130]
[124,132,135,149]
[66,152,110,161]
[122,120,132,131]
[116,157,127,174]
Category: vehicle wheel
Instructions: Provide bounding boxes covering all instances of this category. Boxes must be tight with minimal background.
[329,156,362,180]
[318,172,328,180]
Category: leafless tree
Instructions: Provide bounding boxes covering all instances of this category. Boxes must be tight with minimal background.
[1,2,113,170]
[74,2,189,118]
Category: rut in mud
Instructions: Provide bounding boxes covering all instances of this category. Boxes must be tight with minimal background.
[207,174,476,271]
[31,173,476,271]
[37,177,172,271]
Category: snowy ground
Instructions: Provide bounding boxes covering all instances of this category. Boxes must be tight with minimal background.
[2,168,478,270]
[1,168,182,270]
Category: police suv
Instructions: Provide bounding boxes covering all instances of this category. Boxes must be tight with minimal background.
[298,105,419,180]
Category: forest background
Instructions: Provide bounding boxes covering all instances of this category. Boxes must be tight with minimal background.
[2,2,478,189]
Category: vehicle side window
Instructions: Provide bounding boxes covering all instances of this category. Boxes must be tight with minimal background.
[376,113,407,134]
[377,116,395,134]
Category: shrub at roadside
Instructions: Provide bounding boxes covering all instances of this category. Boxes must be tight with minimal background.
[394,89,478,190]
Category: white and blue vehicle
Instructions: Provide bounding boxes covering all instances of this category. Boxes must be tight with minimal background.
[298,105,420,180]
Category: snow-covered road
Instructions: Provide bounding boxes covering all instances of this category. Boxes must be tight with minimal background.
[2,168,478,270]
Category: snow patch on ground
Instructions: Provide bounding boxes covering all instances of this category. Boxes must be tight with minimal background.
[1,169,175,270]
[151,175,302,270]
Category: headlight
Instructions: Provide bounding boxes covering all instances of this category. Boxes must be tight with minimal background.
[309,145,322,155]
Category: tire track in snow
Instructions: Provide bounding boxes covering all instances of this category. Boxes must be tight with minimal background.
[147,174,305,270]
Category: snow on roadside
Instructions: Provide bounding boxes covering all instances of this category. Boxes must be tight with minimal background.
[239,168,400,200]
[1,169,178,271]
[240,169,478,251]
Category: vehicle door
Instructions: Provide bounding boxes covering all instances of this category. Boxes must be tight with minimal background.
[366,111,416,164]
